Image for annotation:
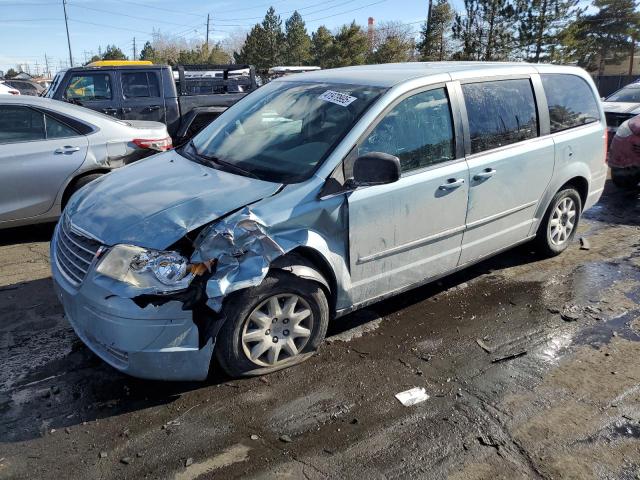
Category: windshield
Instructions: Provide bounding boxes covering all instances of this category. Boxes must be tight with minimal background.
[606,85,640,103]
[189,81,385,183]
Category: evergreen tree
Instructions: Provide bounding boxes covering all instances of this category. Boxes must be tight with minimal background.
[453,0,516,60]
[139,41,156,61]
[284,11,311,65]
[371,35,414,63]
[311,26,334,68]
[480,0,516,60]
[234,24,265,66]
[453,0,484,60]
[4,68,18,78]
[560,0,640,74]
[234,7,285,69]
[329,22,369,67]
[260,7,286,67]
[102,45,127,61]
[516,0,579,62]
[418,0,454,60]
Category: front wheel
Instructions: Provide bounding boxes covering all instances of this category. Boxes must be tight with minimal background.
[535,188,582,257]
[215,271,329,377]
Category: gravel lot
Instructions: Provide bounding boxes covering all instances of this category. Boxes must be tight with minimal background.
[1,181,639,479]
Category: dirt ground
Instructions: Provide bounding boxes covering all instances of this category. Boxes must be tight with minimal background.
[1,182,639,480]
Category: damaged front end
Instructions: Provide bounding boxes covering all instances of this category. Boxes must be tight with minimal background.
[52,204,317,380]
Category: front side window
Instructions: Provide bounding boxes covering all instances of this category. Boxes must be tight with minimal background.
[358,88,456,172]
[463,79,538,154]
[122,72,160,98]
[542,74,601,133]
[0,105,45,144]
[64,74,112,101]
[190,81,385,183]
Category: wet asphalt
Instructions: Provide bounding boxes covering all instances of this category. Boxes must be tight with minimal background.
[0,181,639,479]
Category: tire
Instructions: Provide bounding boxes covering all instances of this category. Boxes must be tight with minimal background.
[215,270,329,378]
[62,173,103,209]
[535,188,582,257]
[611,168,640,189]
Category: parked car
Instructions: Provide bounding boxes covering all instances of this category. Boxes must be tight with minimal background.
[2,78,45,96]
[0,81,20,95]
[51,62,607,381]
[44,63,258,144]
[607,114,640,188]
[0,96,170,229]
[601,80,640,143]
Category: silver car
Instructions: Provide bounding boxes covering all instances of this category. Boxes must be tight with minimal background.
[51,62,607,381]
[601,80,640,139]
[0,96,170,229]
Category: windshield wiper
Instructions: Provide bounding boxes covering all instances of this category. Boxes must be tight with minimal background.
[190,142,260,180]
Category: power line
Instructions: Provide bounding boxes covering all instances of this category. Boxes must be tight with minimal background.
[109,0,203,18]
[306,0,390,24]
[214,0,358,23]
[67,3,200,28]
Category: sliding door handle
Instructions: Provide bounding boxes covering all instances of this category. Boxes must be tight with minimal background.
[474,168,497,181]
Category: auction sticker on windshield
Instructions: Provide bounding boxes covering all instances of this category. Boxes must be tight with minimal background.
[319,90,357,107]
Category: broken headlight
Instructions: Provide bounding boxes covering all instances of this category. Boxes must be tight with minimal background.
[96,244,194,292]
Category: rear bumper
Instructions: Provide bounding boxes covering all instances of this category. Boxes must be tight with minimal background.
[51,231,214,381]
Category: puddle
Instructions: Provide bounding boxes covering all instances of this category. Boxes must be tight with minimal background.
[572,309,640,349]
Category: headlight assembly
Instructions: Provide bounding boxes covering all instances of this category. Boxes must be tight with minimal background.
[96,244,194,293]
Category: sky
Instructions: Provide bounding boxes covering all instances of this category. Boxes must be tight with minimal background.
[0,0,468,75]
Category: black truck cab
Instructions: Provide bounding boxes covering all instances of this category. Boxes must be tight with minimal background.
[45,64,257,143]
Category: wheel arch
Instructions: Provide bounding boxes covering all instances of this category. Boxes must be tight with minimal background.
[559,176,589,208]
[270,246,338,315]
[61,169,110,209]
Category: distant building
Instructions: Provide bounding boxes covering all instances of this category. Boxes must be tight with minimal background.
[603,55,640,76]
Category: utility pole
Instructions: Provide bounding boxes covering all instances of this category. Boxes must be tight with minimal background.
[44,53,50,78]
[133,37,137,60]
[206,14,210,49]
[62,0,73,66]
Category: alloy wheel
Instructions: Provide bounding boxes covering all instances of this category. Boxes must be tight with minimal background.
[549,197,577,246]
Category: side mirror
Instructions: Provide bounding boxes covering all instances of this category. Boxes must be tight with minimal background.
[351,152,401,187]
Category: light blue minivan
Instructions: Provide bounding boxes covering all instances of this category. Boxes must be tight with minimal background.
[51,62,607,380]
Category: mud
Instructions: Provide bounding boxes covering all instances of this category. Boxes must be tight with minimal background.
[0,182,639,479]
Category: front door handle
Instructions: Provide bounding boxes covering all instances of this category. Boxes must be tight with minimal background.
[473,168,497,181]
[54,146,80,154]
[146,105,161,112]
[439,178,465,190]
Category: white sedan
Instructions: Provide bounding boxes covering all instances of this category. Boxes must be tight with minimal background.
[0,81,20,95]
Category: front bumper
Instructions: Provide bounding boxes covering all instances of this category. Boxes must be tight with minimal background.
[51,226,214,381]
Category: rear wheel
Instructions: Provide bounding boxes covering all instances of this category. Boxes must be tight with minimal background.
[215,271,329,377]
[535,188,582,257]
[611,168,640,189]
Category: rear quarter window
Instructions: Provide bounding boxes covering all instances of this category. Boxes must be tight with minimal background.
[541,74,600,133]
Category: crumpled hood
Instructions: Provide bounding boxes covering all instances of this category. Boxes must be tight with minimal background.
[65,150,282,249]
[602,102,640,115]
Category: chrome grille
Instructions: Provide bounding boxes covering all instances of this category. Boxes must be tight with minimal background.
[55,215,103,285]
